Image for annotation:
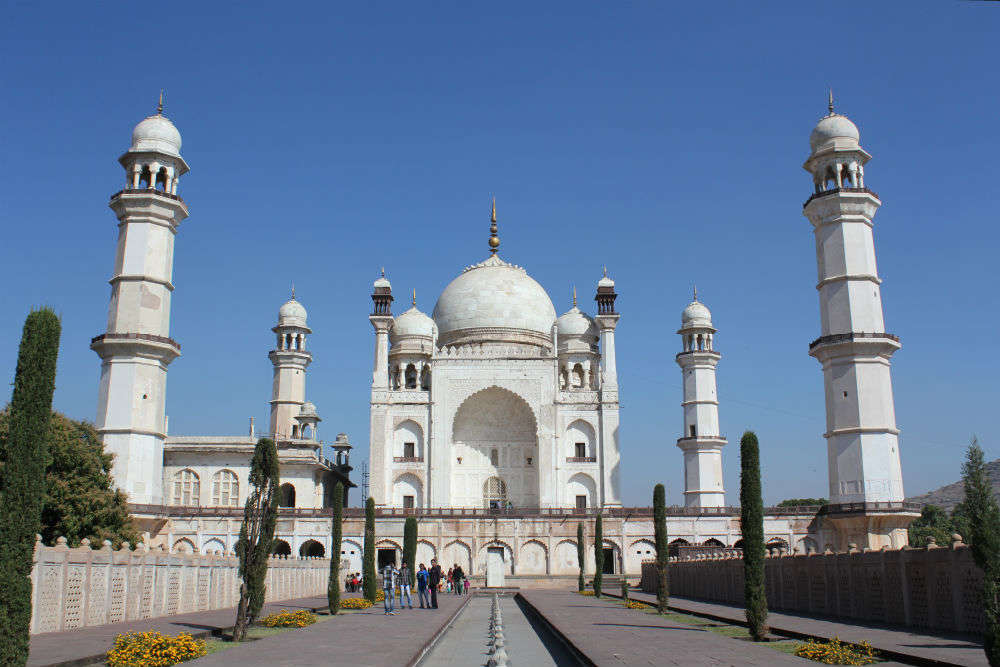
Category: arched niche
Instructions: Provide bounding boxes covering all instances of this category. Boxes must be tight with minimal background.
[393,473,423,509]
[299,539,325,558]
[565,419,596,459]
[566,472,597,509]
[394,420,424,460]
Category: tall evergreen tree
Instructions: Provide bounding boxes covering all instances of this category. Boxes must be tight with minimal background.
[593,513,604,598]
[233,437,279,642]
[403,517,417,587]
[362,497,377,601]
[0,409,136,548]
[962,438,1000,666]
[653,483,669,613]
[0,309,61,666]
[328,482,344,615]
[576,522,585,592]
[740,430,768,641]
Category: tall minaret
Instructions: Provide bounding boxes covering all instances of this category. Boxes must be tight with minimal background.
[268,290,312,440]
[803,94,912,549]
[92,97,189,505]
[594,269,622,507]
[675,289,726,508]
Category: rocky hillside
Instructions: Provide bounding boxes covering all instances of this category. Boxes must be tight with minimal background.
[907,459,1000,511]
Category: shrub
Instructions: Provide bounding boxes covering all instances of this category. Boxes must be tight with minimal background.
[653,483,669,613]
[106,631,207,667]
[794,637,879,665]
[328,482,343,614]
[362,498,377,601]
[261,610,316,628]
[740,430,768,641]
[339,597,374,610]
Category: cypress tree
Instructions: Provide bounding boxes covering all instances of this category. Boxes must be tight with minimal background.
[362,497,377,601]
[576,522,585,592]
[593,513,604,598]
[740,431,768,641]
[328,482,343,614]
[403,517,417,588]
[0,309,61,666]
[233,437,279,642]
[961,437,1000,665]
[653,483,669,613]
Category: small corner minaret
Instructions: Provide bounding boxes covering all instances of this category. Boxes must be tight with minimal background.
[268,288,312,440]
[803,94,910,548]
[369,269,394,389]
[675,288,726,508]
[594,267,620,391]
[91,96,190,504]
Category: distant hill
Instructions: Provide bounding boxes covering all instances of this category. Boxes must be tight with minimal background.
[907,459,1000,511]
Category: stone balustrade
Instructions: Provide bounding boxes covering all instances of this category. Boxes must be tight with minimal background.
[29,535,330,635]
[641,535,985,635]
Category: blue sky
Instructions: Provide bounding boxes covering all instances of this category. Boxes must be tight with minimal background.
[2,1,997,507]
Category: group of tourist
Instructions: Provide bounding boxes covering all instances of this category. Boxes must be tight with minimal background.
[343,572,363,592]
[380,559,468,615]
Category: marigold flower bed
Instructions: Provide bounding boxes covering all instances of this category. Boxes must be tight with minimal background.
[794,637,880,665]
[339,597,374,610]
[261,609,316,628]
[106,630,207,667]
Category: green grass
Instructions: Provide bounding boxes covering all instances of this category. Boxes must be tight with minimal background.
[202,609,371,654]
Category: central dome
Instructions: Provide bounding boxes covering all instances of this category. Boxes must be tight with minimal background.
[432,255,557,347]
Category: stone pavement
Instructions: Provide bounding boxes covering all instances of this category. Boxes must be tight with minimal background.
[28,595,331,667]
[625,591,986,667]
[191,592,469,667]
[518,589,806,666]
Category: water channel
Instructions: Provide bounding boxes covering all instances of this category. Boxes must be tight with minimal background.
[420,594,579,666]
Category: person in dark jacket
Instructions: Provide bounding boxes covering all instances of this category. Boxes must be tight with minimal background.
[452,563,464,595]
[416,563,430,608]
[428,559,442,609]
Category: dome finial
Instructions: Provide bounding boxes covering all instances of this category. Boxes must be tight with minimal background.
[291,282,295,300]
[693,284,698,302]
[828,87,834,115]
[412,288,417,307]
[602,265,607,277]
[572,285,577,307]
[381,267,385,277]
[488,196,500,254]
[157,89,164,115]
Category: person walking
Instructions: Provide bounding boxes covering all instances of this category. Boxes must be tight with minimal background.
[463,577,470,595]
[428,559,442,609]
[416,563,430,609]
[452,563,464,595]
[381,562,398,615]
[399,562,413,609]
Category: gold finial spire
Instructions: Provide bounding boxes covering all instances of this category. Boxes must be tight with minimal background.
[828,87,834,115]
[488,196,500,254]
[602,265,607,277]
[412,288,417,307]
[572,285,577,307]
[291,283,295,300]
[693,284,698,302]
[381,267,385,277]
[157,89,164,115]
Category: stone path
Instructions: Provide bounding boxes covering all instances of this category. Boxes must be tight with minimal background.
[421,595,576,667]
[519,590,807,665]
[625,591,986,667]
[191,592,469,667]
[28,595,331,667]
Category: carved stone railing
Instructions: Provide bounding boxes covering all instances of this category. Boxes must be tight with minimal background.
[565,456,597,463]
[393,456,424,463]
[809,331,900,352]
[803,186,880,208]
[110,187,185,202]
[29,535,329,635]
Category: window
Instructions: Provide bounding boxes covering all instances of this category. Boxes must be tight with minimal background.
[575,442,586,458]
[576,495,587,509]
[689,425,697,437]
[211,470,239,506]
[172,469,200,506]
[490,448,499,466]
[279,483,296,508]
[403,495,414,509]
[403,442,415,458]
[483,476,507,509]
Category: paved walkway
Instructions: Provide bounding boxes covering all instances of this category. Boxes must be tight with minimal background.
[28,595,331,667]
[192,593,469,667]
[519,590,807,665]
[626,591,986,667]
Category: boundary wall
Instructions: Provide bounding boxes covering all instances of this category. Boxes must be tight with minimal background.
[642,537,984,635]
[29,535,329,635]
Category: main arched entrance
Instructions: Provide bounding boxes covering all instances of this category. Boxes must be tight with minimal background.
[451,386,539,508]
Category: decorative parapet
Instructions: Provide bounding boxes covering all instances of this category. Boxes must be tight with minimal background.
[643,534,983,635]
[29,535,329,635]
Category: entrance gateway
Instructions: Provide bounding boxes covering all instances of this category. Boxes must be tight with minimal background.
[485,547,505,587]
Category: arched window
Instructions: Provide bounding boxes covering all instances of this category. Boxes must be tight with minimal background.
[490,448,499,467]
[272,539,291,556]
[420,366,431,390]
[172,469,200,506]
[483,476,507,509]
[138,165,152,189]
[279,483,296,508]
[155,167,168,191]
[405,364,417,389]
[299,540,325,558]
[211,470,239,507]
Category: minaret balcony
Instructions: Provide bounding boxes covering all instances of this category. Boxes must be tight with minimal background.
[808,332,900,359]
[110,187,185,204]
[90,332,181,363]
[802,186,880,208]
